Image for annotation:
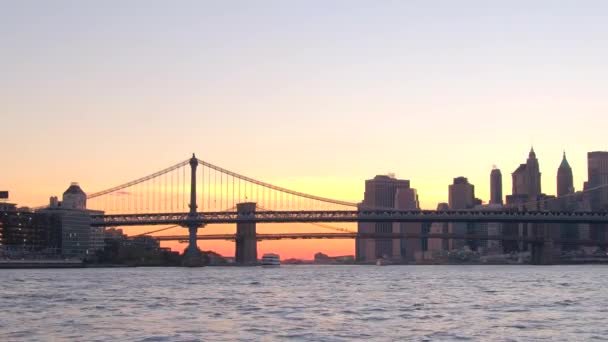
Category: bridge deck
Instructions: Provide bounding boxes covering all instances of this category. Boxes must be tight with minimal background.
[92,210,608,226]
[151,232,608,246]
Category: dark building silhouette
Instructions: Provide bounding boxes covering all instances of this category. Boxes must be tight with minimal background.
[39,183,104,258]
[557,152,574,198]
[584,151,608,243]
[490,167,503,205]
[429,202,450,252]
[507,147,542,209]
[504,148,544,253]
[448,177,476,250]
[356,175,419,262]
[0,210,61,256]
[449,177,475,210]
[586,151,608,210]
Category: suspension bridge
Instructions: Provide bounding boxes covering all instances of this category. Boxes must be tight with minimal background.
[76,154,608,265]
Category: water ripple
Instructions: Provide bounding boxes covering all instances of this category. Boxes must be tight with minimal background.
[0,265,606,341]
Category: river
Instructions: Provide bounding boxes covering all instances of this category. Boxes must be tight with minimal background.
[1,265,607,341]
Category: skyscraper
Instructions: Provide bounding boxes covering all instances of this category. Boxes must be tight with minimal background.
[448,177,475,250]
[507,147,542,208]
[356,175,419,262]
[449,177,475,210]
[428,202,450,254]
[526,147,542,200]
[505,148,544,253]
[557,152,574,198]
[586,151,608,210]
[490,167,503,205]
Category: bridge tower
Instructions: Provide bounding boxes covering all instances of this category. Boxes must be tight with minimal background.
[235,202,257,265]
[183,153,204,266]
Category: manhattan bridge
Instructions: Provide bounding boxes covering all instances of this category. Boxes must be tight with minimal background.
[79,154,608,265]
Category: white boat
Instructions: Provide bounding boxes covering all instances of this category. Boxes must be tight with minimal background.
[261,253,280,267]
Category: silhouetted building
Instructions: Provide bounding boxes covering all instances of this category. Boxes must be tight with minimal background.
[490,167,503,205]
[0,210,61,256]
[0,202,17,212]
[394,186,423,261]
[356,175,419,262]
[62,183,87,209]
[449,177,475,210]
[39,183,104,259]
[314,252,354,264]
[428,203,449,255]
[584,151,608,244]
[473,203,503,254]
[448,177,475,250]
[557,152,574,198]
[508,147,542,209]
[586,151,608,211]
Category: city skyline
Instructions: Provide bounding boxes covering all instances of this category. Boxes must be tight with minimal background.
[2,1,608,208]
[2,147,603,209]
[2,147,607,260]
[2,1,608,259]
[3,3,608,340]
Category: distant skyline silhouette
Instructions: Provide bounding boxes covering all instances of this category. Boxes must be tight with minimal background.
[2,1,608,258]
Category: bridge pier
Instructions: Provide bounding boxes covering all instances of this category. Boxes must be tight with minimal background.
[182,154,205,267]
[531,239,554,265]
[530,224,555,265]
[236,202,257,265]
[185,223,201,256]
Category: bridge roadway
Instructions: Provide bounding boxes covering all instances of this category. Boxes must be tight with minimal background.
[152,232,608,246]
[92,209,608,227]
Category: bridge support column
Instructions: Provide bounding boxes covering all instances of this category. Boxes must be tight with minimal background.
[182,154,205,267]
[531,240,555,265]
[236,202,257,265]
[530,224,555,265]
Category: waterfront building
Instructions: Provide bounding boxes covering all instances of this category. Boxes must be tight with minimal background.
[356,175,420,262]
[448,177,475,250]
[428,203,450,258]
[473,203,503,254]
[0,202,17,212]
[507,147,542,209]
[39,183,105,259]
[394,187,424,261]
[490,167,503,205]
[504,148,544,252]
[0,210,61,257]
[583,151,608,243]
[449,177,475,210]
[314,252,355,264]
[586,151,608,210]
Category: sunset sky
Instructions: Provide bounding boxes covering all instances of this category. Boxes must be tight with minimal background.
[2,1,608,258]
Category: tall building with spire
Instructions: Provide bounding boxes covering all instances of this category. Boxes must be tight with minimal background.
[525,147,542,200]
[490,167,503,205]
[505,147,543,253]
[557,152,574,198]
[508,147,542,208]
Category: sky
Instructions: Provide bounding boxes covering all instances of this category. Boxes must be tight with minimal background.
[2,1,608,258]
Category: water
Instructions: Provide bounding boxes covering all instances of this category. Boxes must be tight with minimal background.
[1,266,607,341]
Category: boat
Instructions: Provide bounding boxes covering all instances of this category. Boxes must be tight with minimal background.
[376,258,387,266]
[261,253,281,267]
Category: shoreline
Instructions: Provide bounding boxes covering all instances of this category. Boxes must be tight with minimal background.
[3,260,608,269]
